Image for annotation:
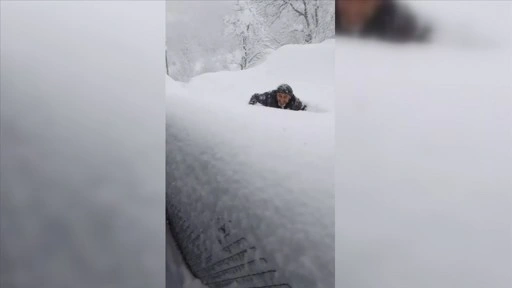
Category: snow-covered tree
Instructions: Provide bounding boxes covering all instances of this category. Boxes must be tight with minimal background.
[253,0,335,44]
[224,0,271,70]
[166,0,334,81]
[172,41,194,82]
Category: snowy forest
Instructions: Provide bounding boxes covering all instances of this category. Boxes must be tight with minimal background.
[166,0,335,82]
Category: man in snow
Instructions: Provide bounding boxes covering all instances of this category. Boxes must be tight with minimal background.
[248,84,307,111]
[335,0,431,42]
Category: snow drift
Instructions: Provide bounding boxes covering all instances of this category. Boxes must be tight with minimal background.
[336,2,511,288]
[166,40,335,288]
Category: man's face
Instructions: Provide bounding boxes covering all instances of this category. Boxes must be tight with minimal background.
[277,92,291,108]
[337,0,382,32]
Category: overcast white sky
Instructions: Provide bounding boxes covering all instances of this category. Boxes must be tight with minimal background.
[166,1,233,46]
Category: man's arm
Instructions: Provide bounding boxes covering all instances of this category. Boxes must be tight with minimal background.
[249,92,271,106]
[291,98,307,111]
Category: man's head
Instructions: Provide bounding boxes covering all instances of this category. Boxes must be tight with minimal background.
[337,0,383,32]
[276,92,291,108]
[276,84,294,108]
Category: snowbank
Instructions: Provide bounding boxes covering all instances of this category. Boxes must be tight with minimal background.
[181,40,335,113]
[166,40,335,288]
[336,2,511,288]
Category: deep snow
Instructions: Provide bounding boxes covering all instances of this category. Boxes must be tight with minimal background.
[336,1,511,288]
[166,40,335,288]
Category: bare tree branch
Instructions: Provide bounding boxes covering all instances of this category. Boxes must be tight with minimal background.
[247,51,263,64]
[270,2,288,25]
[288,1,305,18]
[301,0,310,27]
[314,0,320,27]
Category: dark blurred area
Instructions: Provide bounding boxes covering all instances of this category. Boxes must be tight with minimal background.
[335,0,431,42]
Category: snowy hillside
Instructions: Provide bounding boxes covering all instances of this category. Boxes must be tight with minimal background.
[336,2,511,288]
[166,40,335,288]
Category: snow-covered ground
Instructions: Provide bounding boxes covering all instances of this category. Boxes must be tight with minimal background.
[166,40,335,288]
[336,1,511,288]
